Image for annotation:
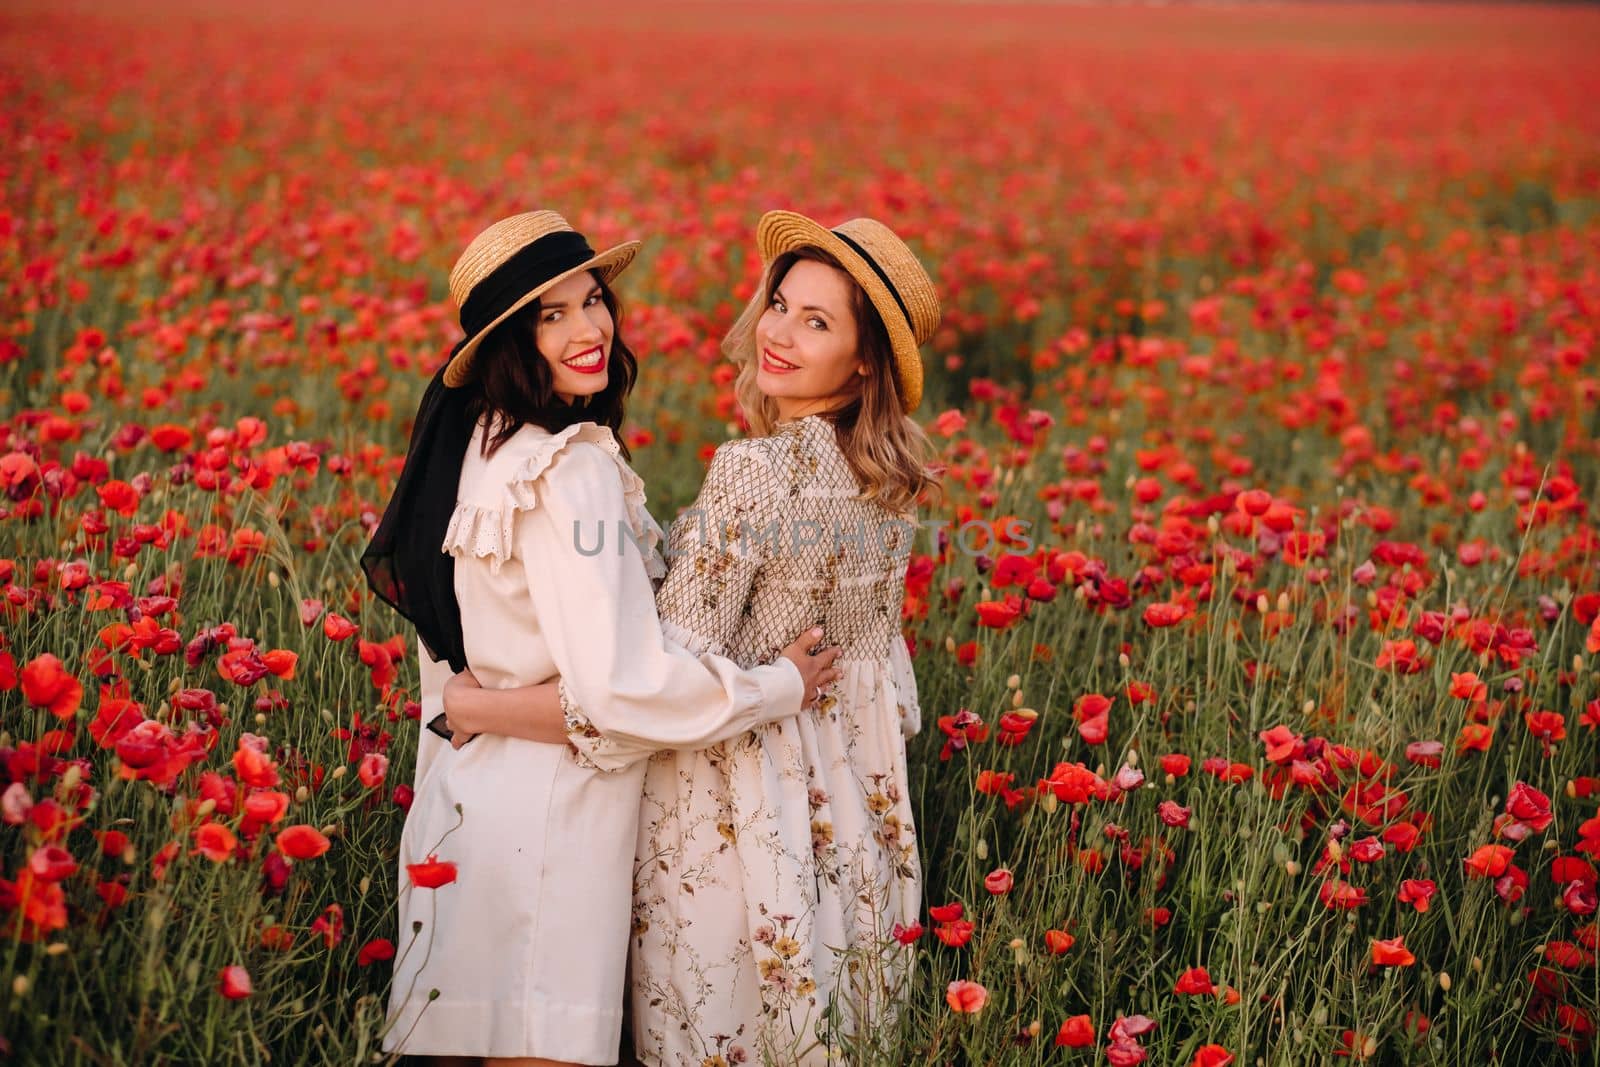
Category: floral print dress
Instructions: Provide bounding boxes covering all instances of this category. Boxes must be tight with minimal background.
[565,415,923,1066]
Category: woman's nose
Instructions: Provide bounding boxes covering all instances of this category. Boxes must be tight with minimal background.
[576,309,606,342]
[767,313,794,347]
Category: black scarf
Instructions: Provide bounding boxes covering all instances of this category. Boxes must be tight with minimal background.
[360,352,475,672]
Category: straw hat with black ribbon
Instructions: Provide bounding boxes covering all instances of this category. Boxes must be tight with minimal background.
[442,210,641,388]
[360,210,639,674]
[755,210,940,413]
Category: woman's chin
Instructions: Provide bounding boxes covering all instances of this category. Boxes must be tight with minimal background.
[755,371,801,400]
[558,378,608,402]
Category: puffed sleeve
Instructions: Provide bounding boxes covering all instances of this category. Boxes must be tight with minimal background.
[653,440,780,656]
[517,441,803,772]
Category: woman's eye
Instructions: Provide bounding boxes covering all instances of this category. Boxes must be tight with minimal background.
[544,312,562,324]
[584,294,600,307]
[807,317,827,330]
[770,298,786,312]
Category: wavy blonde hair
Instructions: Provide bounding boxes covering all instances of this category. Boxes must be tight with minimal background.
[724,246,942,513]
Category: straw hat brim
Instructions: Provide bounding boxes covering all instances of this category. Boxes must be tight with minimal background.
[442,240,642,389]
[756,210,923,413]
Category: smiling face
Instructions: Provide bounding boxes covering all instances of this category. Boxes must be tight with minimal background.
[755,258,867,420]
[535,269,613,404]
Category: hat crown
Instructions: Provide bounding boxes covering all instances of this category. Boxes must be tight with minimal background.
[828,218,941,346]
[448,210,578,308]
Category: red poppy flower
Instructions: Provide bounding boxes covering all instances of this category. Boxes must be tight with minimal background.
[1142,600,1190,628]
[1464,843,1514,878]
[934,920,975,948]
[323,613,358,641]
[193,823,237,863]
[96,480,139,516]
[1055,1014,1095,1048]
[150,425,194,452]
[1159,753,1191,776]
[1542,941,1595,969]
[1174,966,1216,995]
[218,965,252,1000]
[233,738,281,789]
[1044,929,1075,954]
[984,868,1014,895]
[28,845,77,882]
[310,902,344,948]
[275,825,331,861]
[407,853,458,889]
[1371,935,1416,967]
[1319,879,1368,910]
[1398,879,1436,912]
[1258,724,1303,764]
[974,596,1023,630]
[975,769,1015,796]
[357,752,389,789]
[1158,800,1192,828]
[243,790,290,827]
[1505,782,1553,832]
[357,938,396,967]
[1456,723,1493,754]
[1449,672,1487,702]
[945,979,987,1013]
[20,654,84,720]
[260,926,294,951]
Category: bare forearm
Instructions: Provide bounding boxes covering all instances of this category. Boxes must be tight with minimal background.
[447,682,568,745]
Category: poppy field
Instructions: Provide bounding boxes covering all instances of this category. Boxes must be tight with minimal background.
[3,1,1600,1063]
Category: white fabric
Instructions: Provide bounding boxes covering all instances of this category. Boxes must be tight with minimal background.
[384,419,803,1063]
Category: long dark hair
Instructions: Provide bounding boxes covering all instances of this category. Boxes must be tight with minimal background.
[463,271,637,461]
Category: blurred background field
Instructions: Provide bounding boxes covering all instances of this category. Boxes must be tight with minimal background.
[2,2,1599,1064]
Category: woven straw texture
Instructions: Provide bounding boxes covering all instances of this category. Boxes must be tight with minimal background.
[443,210,639,387]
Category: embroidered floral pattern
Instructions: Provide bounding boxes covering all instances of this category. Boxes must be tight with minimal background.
[622,417,923,1066]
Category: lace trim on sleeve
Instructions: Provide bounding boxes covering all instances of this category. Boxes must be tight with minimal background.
[440,422,662,576]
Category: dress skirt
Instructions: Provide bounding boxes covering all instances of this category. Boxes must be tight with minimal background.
[386,727,647,1062]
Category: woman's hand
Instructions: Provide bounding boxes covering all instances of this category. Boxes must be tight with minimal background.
[780,627,842,710]
[443,669,482,749]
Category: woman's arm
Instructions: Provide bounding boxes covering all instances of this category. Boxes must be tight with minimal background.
[442,670,566,747]
[442,629,841,750]
[496,441,826,770]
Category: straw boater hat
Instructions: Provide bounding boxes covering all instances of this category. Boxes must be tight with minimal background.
[756,210,940,413]
[442,210,641,388]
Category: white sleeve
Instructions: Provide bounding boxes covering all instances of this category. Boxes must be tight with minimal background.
[517,442,803,771]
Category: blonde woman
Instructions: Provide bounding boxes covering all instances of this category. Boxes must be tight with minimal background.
[446,211,939,1065]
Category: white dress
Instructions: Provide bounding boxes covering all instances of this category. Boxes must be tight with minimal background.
[564,416,923,1066]
[384,420,803,1064]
